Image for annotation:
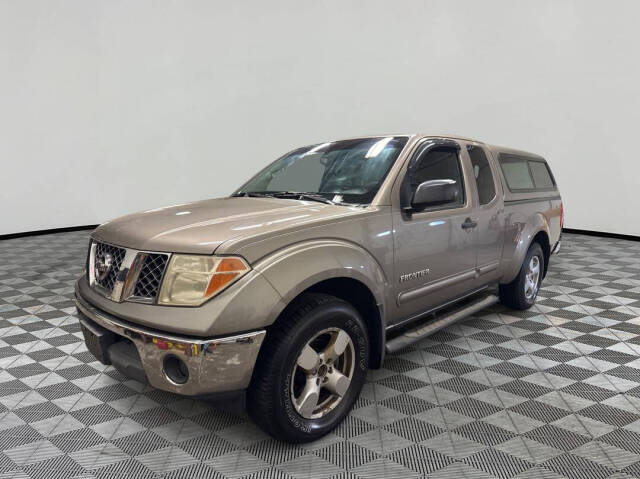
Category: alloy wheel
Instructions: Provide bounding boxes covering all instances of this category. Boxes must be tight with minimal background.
[290,327,355,419]
[524,255,541,300]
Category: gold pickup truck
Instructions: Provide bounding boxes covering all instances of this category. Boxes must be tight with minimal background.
[75,134,562,442]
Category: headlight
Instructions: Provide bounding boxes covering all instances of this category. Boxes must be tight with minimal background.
[158,255,250,306]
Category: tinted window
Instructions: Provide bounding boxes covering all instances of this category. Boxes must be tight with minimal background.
[468,146,495,205]
[500,156,535,190]
[530,161,554,188]
[408,147,464,208]
[499,154,556,191]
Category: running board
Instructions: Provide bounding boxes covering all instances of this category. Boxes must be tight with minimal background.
[385,294,499,353]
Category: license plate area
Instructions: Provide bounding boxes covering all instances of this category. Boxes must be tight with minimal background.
[80,317,117,365]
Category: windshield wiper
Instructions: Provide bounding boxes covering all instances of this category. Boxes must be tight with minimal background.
[269,191,335,205]
[233,191,337,205]
[232,192,275,198]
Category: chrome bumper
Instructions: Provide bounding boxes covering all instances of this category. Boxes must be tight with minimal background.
[75,293,265,396]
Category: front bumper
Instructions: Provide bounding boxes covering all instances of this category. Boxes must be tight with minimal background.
[75,292,265,396]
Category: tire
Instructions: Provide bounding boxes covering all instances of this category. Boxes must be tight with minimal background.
[247,293,369,443]
[500,242,544,310]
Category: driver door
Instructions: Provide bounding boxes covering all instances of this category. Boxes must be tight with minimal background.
[391,139,478,323]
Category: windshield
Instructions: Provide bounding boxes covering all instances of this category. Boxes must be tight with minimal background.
[235,136,409,205]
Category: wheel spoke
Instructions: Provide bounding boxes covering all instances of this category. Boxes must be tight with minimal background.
[296,378,320,417]
[297,344,319,371]
[323,330,350,361]
[325,369,351,397]
[291,327,355,420]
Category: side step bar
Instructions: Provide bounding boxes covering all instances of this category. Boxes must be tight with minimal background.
[385,294,499,353]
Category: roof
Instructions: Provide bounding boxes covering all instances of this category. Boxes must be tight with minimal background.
[417,134,545,160]
[320,134,544,160]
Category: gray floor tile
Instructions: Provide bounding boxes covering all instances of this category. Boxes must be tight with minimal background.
[2,231,640,478]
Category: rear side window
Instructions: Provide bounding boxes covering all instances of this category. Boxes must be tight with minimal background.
[468,146,495,205]
[499,155,555,191]
[529,161,554,188]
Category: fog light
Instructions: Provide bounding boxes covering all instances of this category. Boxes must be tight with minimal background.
[163,354,189,384]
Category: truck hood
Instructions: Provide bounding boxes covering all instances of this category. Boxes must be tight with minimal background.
[92,197,364,254]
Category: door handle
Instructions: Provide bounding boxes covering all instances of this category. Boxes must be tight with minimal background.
[461,218,477,229]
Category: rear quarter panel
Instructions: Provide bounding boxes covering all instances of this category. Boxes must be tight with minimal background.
[501,197,562,283]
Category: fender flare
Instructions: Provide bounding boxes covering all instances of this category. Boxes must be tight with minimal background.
[253,239,388,365]
[501,212,551,284]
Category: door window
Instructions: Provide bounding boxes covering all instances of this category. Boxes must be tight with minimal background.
[405,147,465,209]
[468,146,496,205]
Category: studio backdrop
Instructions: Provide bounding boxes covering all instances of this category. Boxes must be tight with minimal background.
[1,0,639,236]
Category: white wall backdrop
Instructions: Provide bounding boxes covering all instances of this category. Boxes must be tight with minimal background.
[2,0,639,236]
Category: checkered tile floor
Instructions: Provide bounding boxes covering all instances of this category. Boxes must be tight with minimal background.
[2,232,640,478]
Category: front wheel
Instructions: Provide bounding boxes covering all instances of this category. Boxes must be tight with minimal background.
[247,293,369,443]
[500,242,544,310]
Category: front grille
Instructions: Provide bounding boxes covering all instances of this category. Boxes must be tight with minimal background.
[133,254,169,300]
[85,240,92,281]
[94,242,126,293]
[89,240,169,303]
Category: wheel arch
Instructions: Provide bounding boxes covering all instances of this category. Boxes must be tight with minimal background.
[501,212,551,284]
[532,230,550,278]
[254,239,388,369]
[301,277,384,369]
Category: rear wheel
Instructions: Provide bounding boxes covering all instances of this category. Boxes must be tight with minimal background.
[500,242,544,310]
[247,293,369,443]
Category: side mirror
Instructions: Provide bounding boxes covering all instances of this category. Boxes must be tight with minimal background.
[407,179,459,212]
